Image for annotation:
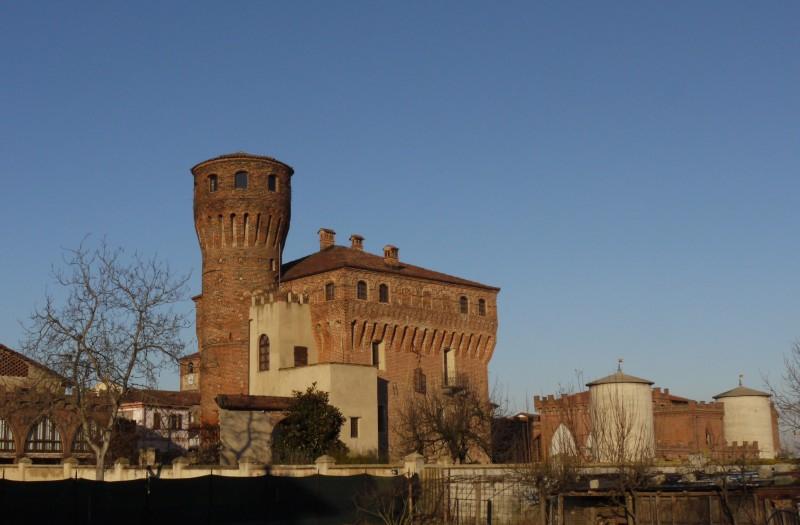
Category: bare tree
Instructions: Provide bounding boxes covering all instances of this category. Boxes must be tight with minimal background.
[767,341,800,438]
[395,379,495,464]
[22,239,189,480]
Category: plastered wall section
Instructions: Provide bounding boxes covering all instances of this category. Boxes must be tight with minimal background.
[248,298,378,455]
[719,396,776,459]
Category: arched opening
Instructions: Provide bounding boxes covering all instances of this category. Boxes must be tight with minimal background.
[71,421,98,453]
[0,418,14,453]
[259,334,270,371]
[25,417,62,453]
[459,296,469,314]
[357,280,367,300]
[550,424,577,458]
[187,362,194,374]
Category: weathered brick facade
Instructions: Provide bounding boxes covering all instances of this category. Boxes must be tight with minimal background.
[533,386,770,462]
[191,153,499,459]
[191,154,293,423]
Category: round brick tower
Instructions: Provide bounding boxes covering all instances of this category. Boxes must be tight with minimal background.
[191,153,293,424]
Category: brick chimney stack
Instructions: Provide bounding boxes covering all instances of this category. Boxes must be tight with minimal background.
[383,245,399,266]
[319,228,336,250]
[350,234,364,251]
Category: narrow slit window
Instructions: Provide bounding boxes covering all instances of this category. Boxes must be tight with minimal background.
[259,334,270,371]
[209,175,218,192]
[350,417,359,438]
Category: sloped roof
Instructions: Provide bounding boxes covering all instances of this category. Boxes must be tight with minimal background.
[215,394,293,411]
[191,152,294,174]
[0,343,68,383]
[586,371,654,387]
[281,245,499,291]
[713,385,770,399]
[179,352,200,363]
[122,389,201,407]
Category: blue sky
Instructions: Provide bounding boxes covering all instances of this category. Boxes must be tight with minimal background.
[1,2,798,407]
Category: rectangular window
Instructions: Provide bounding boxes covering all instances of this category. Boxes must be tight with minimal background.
[371,342,380,368]
[169,414,182,430]
[378,405,386,433]
[350,417,359,438]
[294,346,308,367]
[153,413,161,430]
[414,368,427,394]
[325,282,335,301]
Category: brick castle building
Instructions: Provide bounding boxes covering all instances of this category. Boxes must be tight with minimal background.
[186,153,499,460]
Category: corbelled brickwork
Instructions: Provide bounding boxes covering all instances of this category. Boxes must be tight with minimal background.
[281,263,498,457]
[192,153,294,423]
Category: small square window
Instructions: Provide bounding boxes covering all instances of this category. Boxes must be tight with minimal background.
[294,346,308,367]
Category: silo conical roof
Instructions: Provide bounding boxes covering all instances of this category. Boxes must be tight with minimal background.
[586,371,654,387]
[713,385,770,399]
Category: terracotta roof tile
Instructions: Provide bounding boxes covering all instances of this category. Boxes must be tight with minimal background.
[0,343,69,383]
[215,394,293,411]
[281,246,499,291]
[122,389,200,407]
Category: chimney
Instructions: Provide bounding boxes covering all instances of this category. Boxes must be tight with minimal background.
[349,234,364,251]
[318,228,335,251]
[383,245,399,266]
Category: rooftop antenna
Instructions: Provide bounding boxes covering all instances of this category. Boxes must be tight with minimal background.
[617,358,624,372]
[739,373,744,387]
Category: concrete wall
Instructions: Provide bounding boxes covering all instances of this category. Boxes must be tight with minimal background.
[589,382,655,462]
[219,408,284,465]
[720,395,776,459]
[252,363,378,455]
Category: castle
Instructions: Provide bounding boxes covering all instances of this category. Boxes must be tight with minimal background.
[183,152,499,460]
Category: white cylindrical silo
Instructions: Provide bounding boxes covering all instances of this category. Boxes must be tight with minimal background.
[587,368,655,463]
[713,379,776,459]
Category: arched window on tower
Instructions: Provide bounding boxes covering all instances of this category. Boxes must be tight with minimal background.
[325,282,335,301]
[25,417,62,453]
[234,171,248,189]
[459,296,469,314]
[478,298,486,316]
[187,362,194,374]
[268,174,278,192]
[259,334,270,371]
[379,284,389,303]
[357,280,367,300]
[0,419,14,452]
[208,174,218,192]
